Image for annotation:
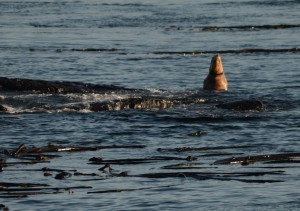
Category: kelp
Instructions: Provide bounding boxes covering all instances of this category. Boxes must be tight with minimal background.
[214,153,300,165]
[88,156,197,165]
[0,182,49,188]
[162,24,300,31]
[87,184,176,194]
[136,171,284,178]
[1,142,299,199]
[157,145,256,152]
[134,171,284,183]
[160,163,214,170]
[202,24,300,31]
[0,181,92,198]
[152,48,300,55]
[28,46,300,55]
[4,143,146,159]
[0,186,92,198]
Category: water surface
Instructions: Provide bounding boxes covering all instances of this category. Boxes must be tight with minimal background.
[0,0,299,210]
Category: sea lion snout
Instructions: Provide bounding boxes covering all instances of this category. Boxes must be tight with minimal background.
[203,55,228,91]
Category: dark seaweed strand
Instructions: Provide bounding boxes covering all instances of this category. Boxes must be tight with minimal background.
[27,47,300,55]
[134,172,284,183]
[157,145,257,153]
[87,184,176,194]
[28,48,119,52]
[3,143,146,155]
[202,24,300,31]
[163,24,300,31]
[0,186,92,192]
[213,153,300,165]
[88,156,195,165]
[152,48,300,55]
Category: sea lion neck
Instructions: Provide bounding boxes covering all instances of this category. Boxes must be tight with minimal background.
[209,71,224,76]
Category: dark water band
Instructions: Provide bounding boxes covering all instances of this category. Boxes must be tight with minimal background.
[27,47,300,55]
[163,24,300,31]
[152,48,300,55]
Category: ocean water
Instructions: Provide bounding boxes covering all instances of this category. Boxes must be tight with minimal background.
[0,0,300,210]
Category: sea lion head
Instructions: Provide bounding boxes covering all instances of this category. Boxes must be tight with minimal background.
[209,55,223,76]
[203,55,228,91]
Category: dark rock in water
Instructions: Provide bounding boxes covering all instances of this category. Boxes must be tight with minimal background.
[0,77,131,93]
[188,130,207,136]
[44,172,52,177]
[0,104,7,112]
[119,171,129,177]
[55,171,72,180]
[89,157,103,163]
[216,100,264,111]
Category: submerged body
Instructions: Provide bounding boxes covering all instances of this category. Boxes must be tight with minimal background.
[203,55,228,91]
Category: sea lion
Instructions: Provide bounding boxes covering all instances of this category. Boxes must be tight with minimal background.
[203,55,228,91]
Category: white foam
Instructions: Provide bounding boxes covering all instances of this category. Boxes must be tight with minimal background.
[65,93,133,103]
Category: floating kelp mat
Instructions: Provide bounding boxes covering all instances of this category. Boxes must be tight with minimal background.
[1,143,299,199]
